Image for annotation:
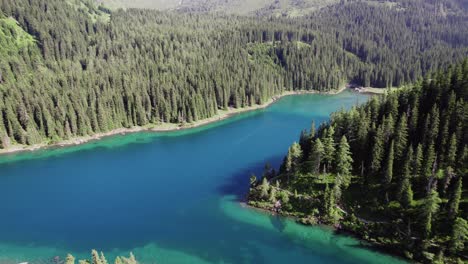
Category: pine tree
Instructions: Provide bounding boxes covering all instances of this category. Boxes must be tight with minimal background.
[400,179,414,209]
[322,126,336,173]
[446,133,457,167]
[413,144,423,178]
[421,189,441,239]
[370,125,384,175]
[114,257,123,264]
[384,140,394,185]
[422,141,436,178]
[394,114,408,162]
[284,142,303,182]
[100,252,108,264]
[310,120,316,138]
[409,100,419,134]
[66,254,76,264]
[398,145,413,207]
[269,186,277,202]
[448,177,462,219]
[290,142,303,172]
[427,106,440,144]
[324,183,338,223]
[450,217,468,254]
[92,250,102,264]
[335,136,353,188]
[260,177,270,199]
[310,138,325,174]
[284,150,293,175]
[382,114,395,141]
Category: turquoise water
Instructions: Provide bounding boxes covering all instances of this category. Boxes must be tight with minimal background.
[0,91,405,263]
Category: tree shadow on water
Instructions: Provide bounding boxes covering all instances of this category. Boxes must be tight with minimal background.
[216,155,284,201]
[270,213,287,233]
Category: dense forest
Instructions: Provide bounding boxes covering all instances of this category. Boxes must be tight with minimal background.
[0,0,467,149]
[248,62,468,263]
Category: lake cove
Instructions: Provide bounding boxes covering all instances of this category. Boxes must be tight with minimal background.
[0,91,405,263]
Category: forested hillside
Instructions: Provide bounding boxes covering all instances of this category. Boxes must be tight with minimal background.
[0,0,467,149]
[249,62,468,263]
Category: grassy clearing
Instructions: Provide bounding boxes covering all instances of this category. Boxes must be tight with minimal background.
[0,17,36,54]
[67,0,110,23]
[246,42,282,71]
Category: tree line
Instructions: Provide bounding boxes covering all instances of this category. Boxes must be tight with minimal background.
[0,0,467,148]
[64,250,137,264]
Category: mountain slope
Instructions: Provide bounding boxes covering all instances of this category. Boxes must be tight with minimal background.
[97,0,468,17]
[0,0,466,150]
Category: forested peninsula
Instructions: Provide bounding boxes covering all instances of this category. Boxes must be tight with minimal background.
[248,62,468,263]
[1,0,467,152]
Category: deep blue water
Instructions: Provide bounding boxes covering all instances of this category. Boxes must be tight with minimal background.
[0,91,405,263]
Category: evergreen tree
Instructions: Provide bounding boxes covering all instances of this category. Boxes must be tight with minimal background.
[421,189,441,239]
[397,145,413,207]
[260,177,270,199]
[394,114,408,162]
[400,179,414,209]
[422,141,436,179]
[370,125,384,175]
[66,254,76,264]
[450,217,468,254]
[100,252,108,264]
[289,142,303,172]
[310,121,316,138]
[92,250,102,264]
[269,185,277,202]
[114,257,123,264]
[448,177,462,219]
[322,127,336,173]
[446,133,458,167]
[384,140,395,185]
[413,144,423,178]
[310,138,325,174]
[284,142,303,182]
[334,136,353,188]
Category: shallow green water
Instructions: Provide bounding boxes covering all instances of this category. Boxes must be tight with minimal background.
[0,91,406,263]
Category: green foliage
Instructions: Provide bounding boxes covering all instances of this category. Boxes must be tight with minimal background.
[249,62,468,263]
[260,177,270,199]
[309,138,325,174]
[421,189,442,239]
[334,136,353,188]
[322,127,336,173]
[384,140,394,185]
[450,217,468,254]
[0,0,467,148]
[448,176,463,219]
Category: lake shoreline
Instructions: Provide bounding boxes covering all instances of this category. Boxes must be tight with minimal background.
[0,87,348,156]
[241,201,409,263]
